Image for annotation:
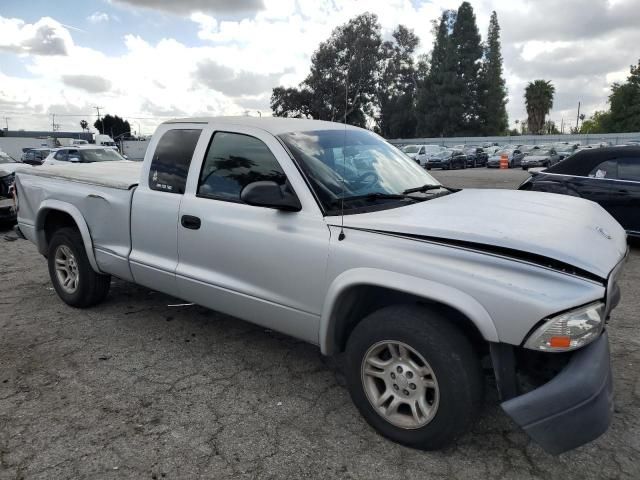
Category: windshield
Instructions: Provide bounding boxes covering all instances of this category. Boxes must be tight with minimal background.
[402,145,419,153]
[77,149,125,162]
[424,145,442,153]
[279,129,442,213]
[433,150,451,158]
[495,150,512,156]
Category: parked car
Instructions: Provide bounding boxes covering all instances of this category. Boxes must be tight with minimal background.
[520,146,640,237]
[552,143,580,160]
[487,148,525,168]
[463,147,488,167]
[426,149,467,170]
[21,148,52,165]
[402,144,445,167]
[15,117,628,454]
[43,146,128,165]
[521,148,560,170]
[0,151,22,224]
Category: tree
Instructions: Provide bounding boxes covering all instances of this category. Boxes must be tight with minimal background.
[604,59,640,132]
[450,1,483,134]
[544,120,560,134]
[94,114,131,138]
[271,13,383,127]
[415,3,484,137]
[524,80,555,134]
[415,10,458,136]
[376,25,420,138]
[478,11,508,135]
[579,110,610,133]
[79,119,88,132]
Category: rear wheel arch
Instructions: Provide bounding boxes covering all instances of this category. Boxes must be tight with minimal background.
[36,202,101,273]
[319,272,498,356]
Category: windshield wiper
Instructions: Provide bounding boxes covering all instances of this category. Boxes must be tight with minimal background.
[402,184,460,194]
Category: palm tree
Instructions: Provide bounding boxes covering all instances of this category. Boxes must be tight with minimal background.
[79,119,88,132]
[524,80,555,134]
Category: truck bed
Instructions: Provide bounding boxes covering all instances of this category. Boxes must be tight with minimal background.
[16,161,142,190]
[16,161,141,282]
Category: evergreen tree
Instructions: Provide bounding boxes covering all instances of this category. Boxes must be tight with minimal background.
[415,10,458,136]
[450,2,483,134]
[479,11,508,135]
[377,25,420,138]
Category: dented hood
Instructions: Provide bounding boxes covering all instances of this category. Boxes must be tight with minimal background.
[330,189,627,279]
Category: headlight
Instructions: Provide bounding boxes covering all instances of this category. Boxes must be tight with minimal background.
[524,302,605,352]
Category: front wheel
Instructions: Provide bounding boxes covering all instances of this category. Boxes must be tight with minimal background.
[48,227,111,308]
[345,305,484,450]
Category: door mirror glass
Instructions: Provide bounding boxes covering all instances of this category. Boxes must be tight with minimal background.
[240,181,301,212]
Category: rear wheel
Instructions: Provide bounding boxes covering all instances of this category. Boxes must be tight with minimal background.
[48,227,111,308]
[345,305,484,450]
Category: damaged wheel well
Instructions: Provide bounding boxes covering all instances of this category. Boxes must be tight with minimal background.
[330,285,487,356]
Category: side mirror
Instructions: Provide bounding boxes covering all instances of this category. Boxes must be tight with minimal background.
[240,181,301,212]
[68,155,81,163]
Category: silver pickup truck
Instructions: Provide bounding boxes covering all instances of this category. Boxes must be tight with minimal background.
[14,117,627,454]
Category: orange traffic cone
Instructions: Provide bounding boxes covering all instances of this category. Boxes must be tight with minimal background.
[499,154,509,169]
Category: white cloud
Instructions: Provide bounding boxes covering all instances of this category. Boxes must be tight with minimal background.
[87,12,110,24]
[1,1,639,134]
[0,16,72,56]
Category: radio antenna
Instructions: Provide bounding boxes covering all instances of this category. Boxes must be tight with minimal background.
[338,66,348,241]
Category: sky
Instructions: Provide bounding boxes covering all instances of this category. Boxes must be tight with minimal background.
[0,0,638,136]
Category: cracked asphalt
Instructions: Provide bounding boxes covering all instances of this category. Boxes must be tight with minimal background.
[1,168,639,479]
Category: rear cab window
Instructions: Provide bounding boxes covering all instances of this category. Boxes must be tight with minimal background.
[149,129,202,194]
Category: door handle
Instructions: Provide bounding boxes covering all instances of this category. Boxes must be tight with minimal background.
[181,215,201,230]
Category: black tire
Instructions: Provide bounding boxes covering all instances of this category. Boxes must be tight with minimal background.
[345,305,484,450]
[47,227,111,308]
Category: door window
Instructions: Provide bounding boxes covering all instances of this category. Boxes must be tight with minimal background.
[618,158,640,181]
[589,160,618,179]
[149,129,202,194]
[197,131,287,202]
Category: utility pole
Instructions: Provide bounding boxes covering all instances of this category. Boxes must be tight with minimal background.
[575,101,581,131]
[3,117,9,130]
[51,113,56,137]
[94,106,104,133]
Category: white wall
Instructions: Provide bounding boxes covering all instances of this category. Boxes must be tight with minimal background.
[0,137,52,159]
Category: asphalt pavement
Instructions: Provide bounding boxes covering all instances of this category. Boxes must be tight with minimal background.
[1,167,638,479]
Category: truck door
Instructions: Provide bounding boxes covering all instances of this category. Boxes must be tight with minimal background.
[175,126,330,344]
[129,127,204,294]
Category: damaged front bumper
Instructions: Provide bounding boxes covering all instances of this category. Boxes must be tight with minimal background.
[0,197,16,222]
[501,331,613,455]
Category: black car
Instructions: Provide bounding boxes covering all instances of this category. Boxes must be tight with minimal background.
[426,149,467,170]
[519,146,640,237]
[463,147,488,167]
[21,148,52,165]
